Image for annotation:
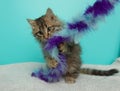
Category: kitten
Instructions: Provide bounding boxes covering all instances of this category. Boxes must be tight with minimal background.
[27,8,118,83]
[27,8,63,68]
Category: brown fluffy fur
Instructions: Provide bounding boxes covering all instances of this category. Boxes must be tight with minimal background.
[27,8,118,83]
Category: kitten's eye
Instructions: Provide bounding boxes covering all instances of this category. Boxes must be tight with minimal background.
[47,27,51,32]
[38,31,43,35]
[35,31,43,37]
[54,27,60,31]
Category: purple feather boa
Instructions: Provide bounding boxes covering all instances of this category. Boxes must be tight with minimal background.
[84,0,114,17]
[68,21,89,32]
[68,0,119,30]
[44,36,70,51]
[32,0,119,82]
[31,54,67,82]
[45,0,119,52]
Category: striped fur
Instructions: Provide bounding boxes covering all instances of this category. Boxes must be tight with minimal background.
[80,68,118,76]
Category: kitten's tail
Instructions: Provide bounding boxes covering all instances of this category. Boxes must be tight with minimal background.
[80,68,118,76]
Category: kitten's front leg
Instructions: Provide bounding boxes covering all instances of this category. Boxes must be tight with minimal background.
[58,42,68,54]
[46,57,58,68]
[46,42,67,68]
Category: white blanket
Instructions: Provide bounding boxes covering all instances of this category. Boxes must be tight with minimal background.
[0,58,120,91]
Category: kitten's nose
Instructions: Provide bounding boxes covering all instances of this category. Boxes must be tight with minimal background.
[44,34,49,39]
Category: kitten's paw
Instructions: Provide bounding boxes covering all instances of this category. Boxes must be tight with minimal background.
[65,77,76,84]
[48,59,58,68]
[58,43,67,53]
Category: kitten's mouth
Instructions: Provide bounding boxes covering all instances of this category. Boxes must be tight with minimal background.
[43,36,50,41]
[44,36,49,39]
[45,34,52,39]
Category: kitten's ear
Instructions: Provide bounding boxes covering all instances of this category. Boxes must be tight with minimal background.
[27,19,36,25]
[46,8,55,16]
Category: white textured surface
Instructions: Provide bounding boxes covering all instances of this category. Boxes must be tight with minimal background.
[0,58,120,91]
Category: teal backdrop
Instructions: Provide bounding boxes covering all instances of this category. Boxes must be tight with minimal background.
[0,0,120,65]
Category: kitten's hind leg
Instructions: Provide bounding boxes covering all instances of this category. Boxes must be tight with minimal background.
[64,74,76,83]
[64,55,81,84]
[64,62,80,83]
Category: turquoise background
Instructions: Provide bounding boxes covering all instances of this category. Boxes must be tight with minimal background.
[0,0,120,65]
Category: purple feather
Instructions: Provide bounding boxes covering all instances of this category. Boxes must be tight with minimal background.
[31,54,67,82]
[68,0,119,31]
[84,0,114,17]
[44,36,70,51]
[68,21,89,32]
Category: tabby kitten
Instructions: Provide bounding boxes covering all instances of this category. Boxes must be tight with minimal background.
[27,8,118,83]
[27,8,63,68]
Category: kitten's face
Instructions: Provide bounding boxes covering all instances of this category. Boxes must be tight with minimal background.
[27,8,63,42]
